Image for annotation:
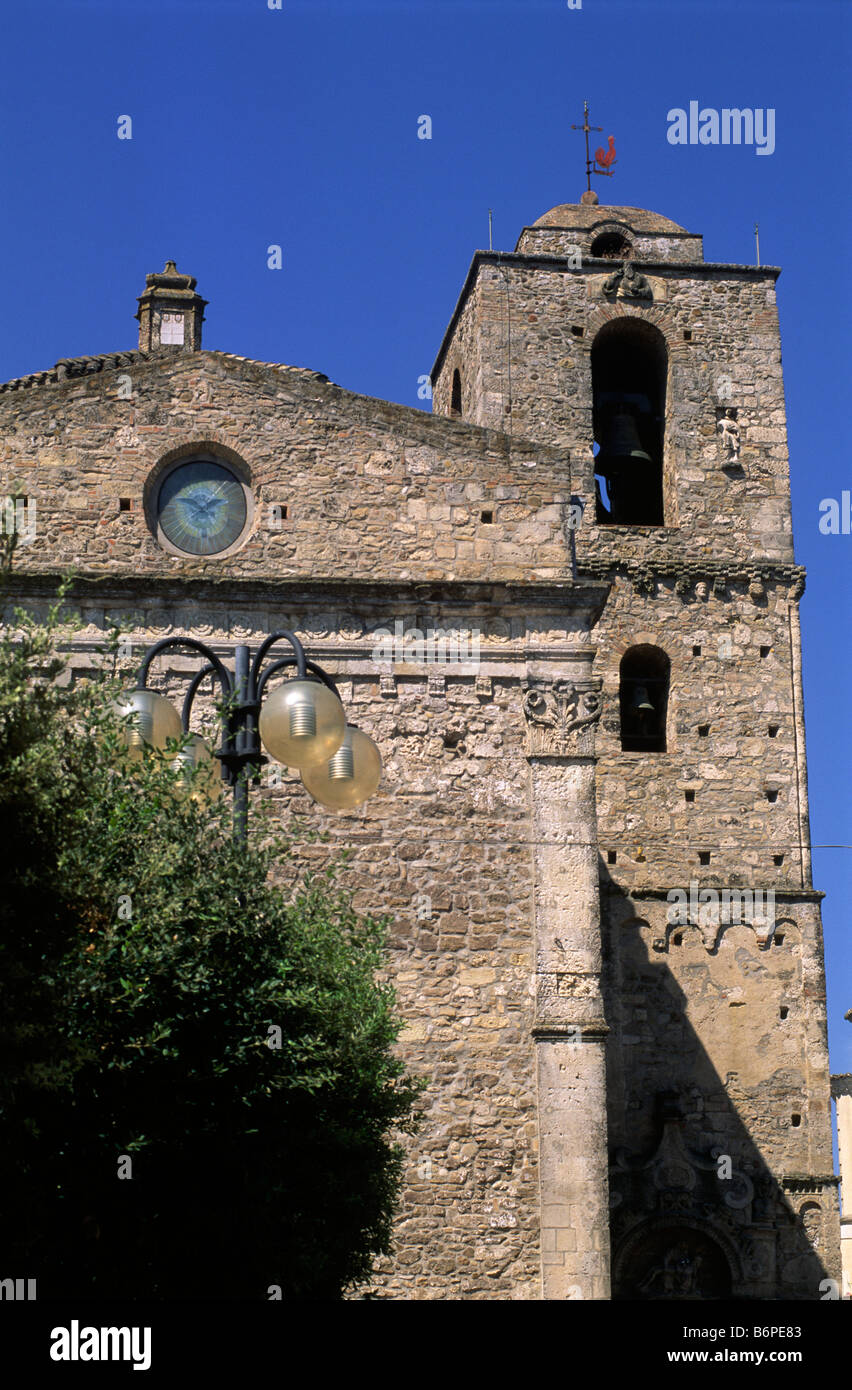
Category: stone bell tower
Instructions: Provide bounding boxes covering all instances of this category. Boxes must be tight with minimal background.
[431,193,840,1298]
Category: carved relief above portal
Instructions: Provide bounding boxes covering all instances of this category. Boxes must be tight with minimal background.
[601,261,653,301]
[521,678,603,757]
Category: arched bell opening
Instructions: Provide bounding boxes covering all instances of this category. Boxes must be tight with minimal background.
[450,368,462,417]
[591,232,633,260]
[620,645,670,752]
[591,319,667,525]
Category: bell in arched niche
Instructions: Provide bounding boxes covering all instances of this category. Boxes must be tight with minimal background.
[591,318,667,526]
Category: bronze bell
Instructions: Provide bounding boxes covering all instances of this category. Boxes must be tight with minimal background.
[595,405,662,525]
[596,409,654,472]
[629,685,654,713]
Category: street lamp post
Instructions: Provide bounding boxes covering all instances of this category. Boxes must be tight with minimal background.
[116,629,381,841]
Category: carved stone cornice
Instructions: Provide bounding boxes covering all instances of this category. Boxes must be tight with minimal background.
[781,1174,840,1193]
[615,885,825,903]
[532,1024,609,1041]
[0,570,611,613]
[522,677,602,757]
[577,556,806,602]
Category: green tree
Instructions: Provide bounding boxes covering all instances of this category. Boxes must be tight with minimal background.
[0,558,422,1300]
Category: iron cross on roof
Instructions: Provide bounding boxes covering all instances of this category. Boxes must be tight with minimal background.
[571,101,617,190]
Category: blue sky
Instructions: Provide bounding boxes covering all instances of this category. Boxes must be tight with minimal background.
[1,0,850,1071]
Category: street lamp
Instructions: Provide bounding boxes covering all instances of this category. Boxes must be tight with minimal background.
[114,629,382,840]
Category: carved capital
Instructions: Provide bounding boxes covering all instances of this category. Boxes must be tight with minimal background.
[522,678,602,757]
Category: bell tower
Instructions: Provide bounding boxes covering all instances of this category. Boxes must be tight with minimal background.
[431,192,840,1299]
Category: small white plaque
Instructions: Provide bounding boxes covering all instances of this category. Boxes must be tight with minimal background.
[160,312,185,345]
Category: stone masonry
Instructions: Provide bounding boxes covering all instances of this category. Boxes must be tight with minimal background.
[0,193,840,1299]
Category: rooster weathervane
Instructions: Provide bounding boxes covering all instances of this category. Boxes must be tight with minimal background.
[571,100,617,191]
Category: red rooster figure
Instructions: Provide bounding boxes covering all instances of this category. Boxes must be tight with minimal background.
[595,135,617,173]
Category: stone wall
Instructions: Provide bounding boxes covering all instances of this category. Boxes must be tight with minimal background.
[1,351,579,585]
[0,199,840,1297]
[0,566,610,1300]
[430,204,840,1296]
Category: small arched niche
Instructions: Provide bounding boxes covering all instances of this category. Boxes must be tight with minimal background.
[591,318,667,526]
[620,645,670,752]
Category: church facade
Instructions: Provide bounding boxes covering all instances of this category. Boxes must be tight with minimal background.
[0,195,840,1299]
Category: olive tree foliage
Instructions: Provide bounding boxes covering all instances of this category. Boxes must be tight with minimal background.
[0,541,422,1300]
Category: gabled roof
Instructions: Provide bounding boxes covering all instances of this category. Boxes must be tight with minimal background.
[0,349,330,395]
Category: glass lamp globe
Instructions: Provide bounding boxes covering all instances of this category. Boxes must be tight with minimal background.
[258,678,346,768]
[171,735,223,805]
[114,689,182,755]
[301,726,382,811]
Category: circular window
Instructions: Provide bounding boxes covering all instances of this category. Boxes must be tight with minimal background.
[156,459,249,557]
